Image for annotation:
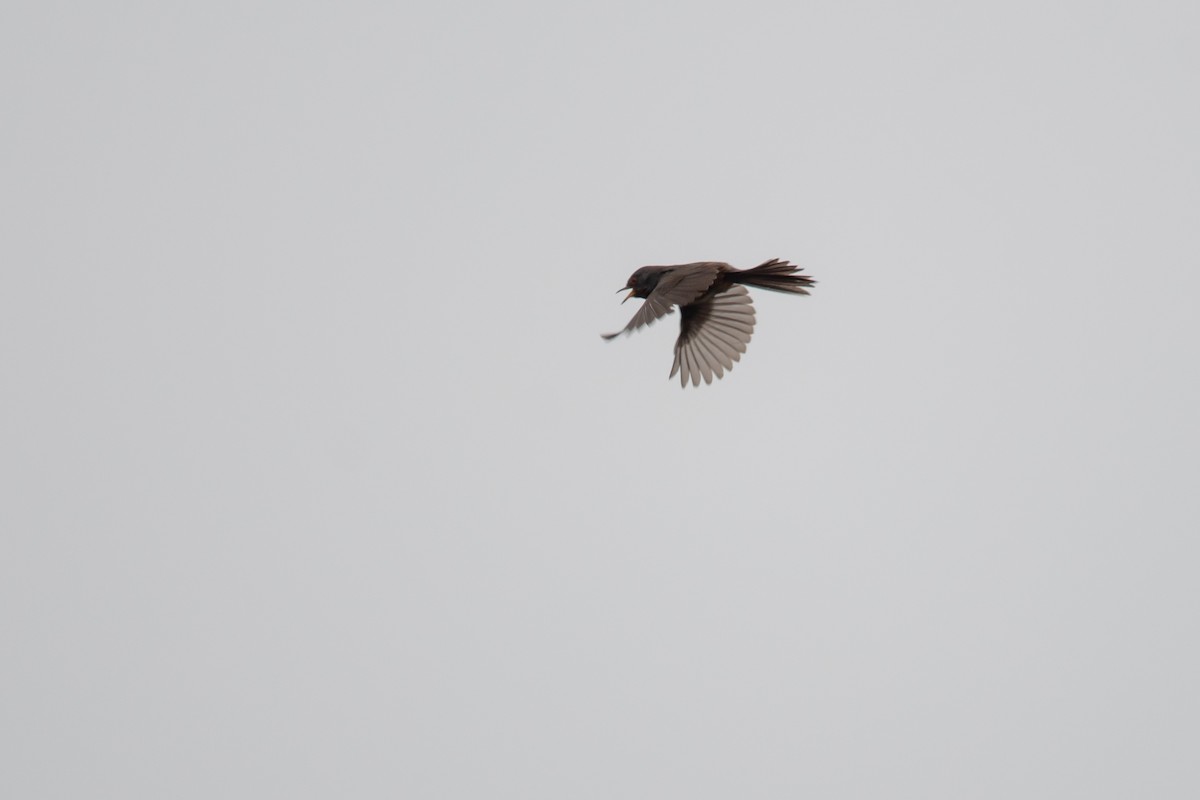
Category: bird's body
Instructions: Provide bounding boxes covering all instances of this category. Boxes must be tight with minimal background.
[602,258,815,387]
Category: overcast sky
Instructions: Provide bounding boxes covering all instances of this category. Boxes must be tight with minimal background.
[3,1,1199,797]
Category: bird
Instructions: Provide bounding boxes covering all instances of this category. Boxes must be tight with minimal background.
[602,258,815,387]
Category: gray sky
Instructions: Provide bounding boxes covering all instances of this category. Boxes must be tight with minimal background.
[3,1,1199,797]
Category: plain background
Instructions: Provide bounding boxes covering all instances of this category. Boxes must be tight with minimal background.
[3,1,1199,797]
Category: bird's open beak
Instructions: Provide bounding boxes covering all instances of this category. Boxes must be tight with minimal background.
[619,288,635,304]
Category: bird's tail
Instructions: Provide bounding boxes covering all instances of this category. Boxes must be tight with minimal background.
[730,258,815,295]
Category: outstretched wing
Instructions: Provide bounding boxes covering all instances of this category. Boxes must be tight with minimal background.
[601,264,721,340]
[670,285,756,387]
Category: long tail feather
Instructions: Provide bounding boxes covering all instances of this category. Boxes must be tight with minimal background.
[730,258,815,295]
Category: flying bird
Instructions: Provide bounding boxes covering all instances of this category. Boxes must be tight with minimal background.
[602,258,815,387]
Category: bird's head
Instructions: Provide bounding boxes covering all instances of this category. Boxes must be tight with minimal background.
[617,266,670,303]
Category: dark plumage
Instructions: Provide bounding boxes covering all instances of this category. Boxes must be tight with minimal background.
[602,258,815,387]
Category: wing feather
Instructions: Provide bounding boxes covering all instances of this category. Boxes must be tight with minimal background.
[672,285,756,388]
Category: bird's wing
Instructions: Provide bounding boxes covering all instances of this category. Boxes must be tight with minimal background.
[601,264,721,340]
[670,285,756,387]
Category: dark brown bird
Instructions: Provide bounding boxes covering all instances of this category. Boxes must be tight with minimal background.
[602,258,815,387]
